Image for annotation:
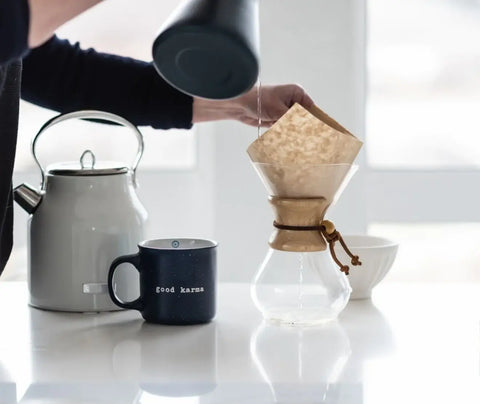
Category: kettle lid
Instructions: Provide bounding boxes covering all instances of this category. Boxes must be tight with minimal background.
[47,150,129,177]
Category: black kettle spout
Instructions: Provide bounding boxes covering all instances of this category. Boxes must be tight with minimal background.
[13,183,43,214]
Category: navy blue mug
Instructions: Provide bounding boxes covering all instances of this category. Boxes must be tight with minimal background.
[108,238,217,325]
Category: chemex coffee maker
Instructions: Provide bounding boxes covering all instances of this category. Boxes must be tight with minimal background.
[248,104,364,326]
[14,111,147,312]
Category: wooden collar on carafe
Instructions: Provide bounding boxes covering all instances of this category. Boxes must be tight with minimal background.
[272,216,362,276]
[269,196,361,275]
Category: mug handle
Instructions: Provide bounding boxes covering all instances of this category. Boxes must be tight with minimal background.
[108,253,144,311]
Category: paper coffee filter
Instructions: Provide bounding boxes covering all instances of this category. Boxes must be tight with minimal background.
[247,103,362,166]
[248,103,362,199]
[252,162,357,201]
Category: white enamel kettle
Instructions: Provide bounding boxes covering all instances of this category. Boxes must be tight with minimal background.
[14,110,148,312]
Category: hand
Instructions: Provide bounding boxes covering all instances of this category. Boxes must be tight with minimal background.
[234,84,315,127]
[192,84,314,127]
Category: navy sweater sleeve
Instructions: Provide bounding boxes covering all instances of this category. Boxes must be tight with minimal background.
[0,0,30,64]
[22,36,193,130]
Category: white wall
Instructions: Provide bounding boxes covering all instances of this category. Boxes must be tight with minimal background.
[8,0,366,283]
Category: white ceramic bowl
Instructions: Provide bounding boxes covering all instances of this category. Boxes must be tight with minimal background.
[336,235,398,300]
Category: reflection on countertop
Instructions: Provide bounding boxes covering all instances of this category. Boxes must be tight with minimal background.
[340,299,395,383]
[250,320,351,403]
[1,282,480,403]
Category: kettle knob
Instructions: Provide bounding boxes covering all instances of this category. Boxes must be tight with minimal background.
[80,150,96,170]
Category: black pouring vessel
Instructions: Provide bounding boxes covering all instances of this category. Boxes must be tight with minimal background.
[152,0,260,99]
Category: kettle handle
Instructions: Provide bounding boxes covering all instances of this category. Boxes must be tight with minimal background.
[31,110,144,190]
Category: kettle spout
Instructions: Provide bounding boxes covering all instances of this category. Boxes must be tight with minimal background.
[13,183,43,214]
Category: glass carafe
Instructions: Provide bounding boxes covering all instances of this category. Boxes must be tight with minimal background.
[251,249,351,325]
[250,163,358,326]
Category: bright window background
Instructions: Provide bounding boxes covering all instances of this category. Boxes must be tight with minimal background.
[367,0,480,283]
[15,0,195,173]
[367,0,480,169]
[370,223,480,283]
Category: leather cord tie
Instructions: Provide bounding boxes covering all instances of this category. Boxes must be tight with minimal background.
[273,220,362,275]
[319,220,362,275]
[273,222,323,231]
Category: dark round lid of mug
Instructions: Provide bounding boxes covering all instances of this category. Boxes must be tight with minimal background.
[152,27,259,99]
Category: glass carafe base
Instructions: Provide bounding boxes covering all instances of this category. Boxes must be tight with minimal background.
[251,250,351,326]
[262,308,339,326]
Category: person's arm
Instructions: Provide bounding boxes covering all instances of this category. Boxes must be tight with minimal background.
[22,36,314,130]
[22,36,193,129]
[0,0,30,63]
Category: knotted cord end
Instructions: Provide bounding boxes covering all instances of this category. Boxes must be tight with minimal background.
[351,255,362,266]
[320,220,361,275]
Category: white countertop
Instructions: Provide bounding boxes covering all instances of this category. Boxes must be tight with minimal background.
[0,281,479,404]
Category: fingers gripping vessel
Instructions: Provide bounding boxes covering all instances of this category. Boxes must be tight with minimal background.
[250,163,359,326]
